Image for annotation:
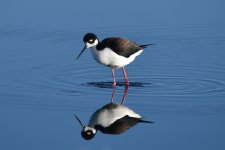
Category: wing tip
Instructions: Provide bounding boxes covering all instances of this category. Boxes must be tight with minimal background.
[140,44,155,48]
[139,119,154,123]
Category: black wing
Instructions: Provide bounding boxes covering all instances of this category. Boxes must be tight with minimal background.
[95,115,145,134]
[97,38,145,58]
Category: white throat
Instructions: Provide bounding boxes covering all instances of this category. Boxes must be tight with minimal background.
[86,39,99,48]
[84,126,97,134]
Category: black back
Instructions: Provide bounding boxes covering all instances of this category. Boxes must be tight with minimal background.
[96,38,146,58]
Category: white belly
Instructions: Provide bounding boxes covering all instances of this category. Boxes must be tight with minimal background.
[90,47,143,68]
[89,104,141,128]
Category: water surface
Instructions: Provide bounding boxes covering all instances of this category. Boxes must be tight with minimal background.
[1,0,225,150]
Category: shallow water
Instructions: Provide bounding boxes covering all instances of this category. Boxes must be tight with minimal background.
[1,24,225,150]
[1,1,225,150]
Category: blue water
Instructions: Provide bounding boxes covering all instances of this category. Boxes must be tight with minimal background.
[1,0,225,150]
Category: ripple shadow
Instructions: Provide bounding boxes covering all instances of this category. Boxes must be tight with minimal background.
[84,81,150,88]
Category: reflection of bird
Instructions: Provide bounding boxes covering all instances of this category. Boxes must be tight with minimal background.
[76,33,153,86]
[75,103,154,140]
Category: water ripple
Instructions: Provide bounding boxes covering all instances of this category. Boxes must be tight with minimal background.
[46,63,225,97]
[131,76,225,97]
[1,25,225,113]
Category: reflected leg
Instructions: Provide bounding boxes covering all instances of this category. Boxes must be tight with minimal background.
[122,67,129,86]
[121,85,129,105]
[112,68,116,87]
[111,86,116,103]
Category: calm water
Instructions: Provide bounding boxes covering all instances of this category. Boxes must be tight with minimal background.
[1,0,225,150]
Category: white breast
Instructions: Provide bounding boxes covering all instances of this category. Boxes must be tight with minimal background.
[89,104,141,128]
[90,47,143,68]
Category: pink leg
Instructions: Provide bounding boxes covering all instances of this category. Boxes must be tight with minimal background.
[122,67,129,86]
[121,85,128,105]
[112,68,116,87]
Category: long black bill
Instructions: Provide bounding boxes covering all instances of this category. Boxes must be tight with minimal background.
[74,114,84,128]
[76,46,86,61]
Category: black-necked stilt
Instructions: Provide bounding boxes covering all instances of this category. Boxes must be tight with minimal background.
[75,103,153,140]
[74,86,153,140]
[76,33,153,86]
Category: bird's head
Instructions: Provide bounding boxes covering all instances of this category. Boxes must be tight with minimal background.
[74,115,97,140]
[76,33,99,61]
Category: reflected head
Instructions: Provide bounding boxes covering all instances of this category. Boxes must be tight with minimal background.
[81,126,96,140]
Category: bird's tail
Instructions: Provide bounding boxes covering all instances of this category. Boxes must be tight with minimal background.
[140,44,155,49]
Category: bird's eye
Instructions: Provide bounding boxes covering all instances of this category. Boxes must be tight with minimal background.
[89,39,94,43]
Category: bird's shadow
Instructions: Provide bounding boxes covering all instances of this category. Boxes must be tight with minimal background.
[84,81,150,88]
